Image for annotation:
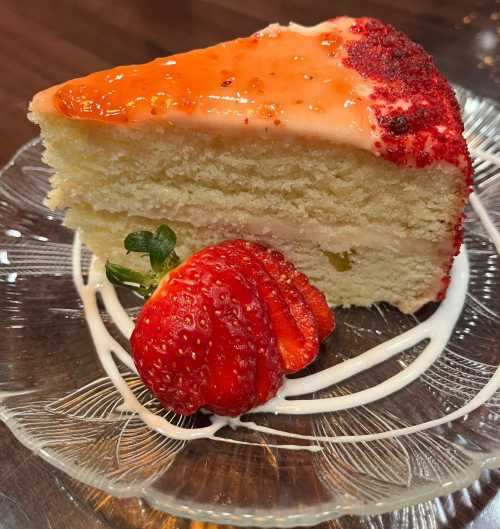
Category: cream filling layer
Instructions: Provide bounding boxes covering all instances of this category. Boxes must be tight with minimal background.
[69,203,445,255]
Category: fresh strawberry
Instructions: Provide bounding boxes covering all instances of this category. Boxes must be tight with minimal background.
[106,225,334,416]
[130,251,281,416]
[131,273,214,415]
[247,244,335,341]
[180,247,283,409]
[220,240,319,373]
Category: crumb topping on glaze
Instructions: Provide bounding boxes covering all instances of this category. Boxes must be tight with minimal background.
[343,18,473,178]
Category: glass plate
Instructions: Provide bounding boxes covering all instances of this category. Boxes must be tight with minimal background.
[0,85,498,528]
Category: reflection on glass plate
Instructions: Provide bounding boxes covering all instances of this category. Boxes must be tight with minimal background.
[57,468,500,529]
[0,85,498,527]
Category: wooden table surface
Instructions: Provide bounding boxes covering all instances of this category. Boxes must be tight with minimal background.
[0,1,498,528]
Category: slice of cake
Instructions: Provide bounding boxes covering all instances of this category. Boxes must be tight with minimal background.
[29,17,471,313]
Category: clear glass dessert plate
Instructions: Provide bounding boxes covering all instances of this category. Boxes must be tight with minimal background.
[0,85,498,528]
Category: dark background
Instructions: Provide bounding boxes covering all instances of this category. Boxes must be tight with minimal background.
[0,1,499,528]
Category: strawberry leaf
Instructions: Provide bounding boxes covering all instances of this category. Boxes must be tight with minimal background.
[105,262,155,298]
[124,231,153,253]
[149,224,177,272]
[106,224,180,299]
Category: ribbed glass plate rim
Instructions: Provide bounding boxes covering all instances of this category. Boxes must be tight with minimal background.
[0,84,499,527]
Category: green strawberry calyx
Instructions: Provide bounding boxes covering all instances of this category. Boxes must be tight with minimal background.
[105,224,180,299]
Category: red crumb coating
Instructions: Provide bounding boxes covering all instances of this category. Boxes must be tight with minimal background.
[343,18,472,300]
[343,18,473,181]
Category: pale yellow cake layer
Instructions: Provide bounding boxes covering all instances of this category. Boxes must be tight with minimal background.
[66,205,447,313]
[30,112,467,313]
[33,115,466,245]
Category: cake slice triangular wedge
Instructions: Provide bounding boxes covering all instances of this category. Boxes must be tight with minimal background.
[29,16,471,313]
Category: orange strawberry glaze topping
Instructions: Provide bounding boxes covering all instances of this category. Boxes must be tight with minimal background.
[34,17,472,176]
[51,25,375,145]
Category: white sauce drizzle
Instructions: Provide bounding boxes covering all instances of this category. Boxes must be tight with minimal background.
[73,194,500,450]
[256,247,466,415]
[469,192,500,253]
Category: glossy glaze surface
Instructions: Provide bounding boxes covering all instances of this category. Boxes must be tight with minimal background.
[33,19,378,150]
